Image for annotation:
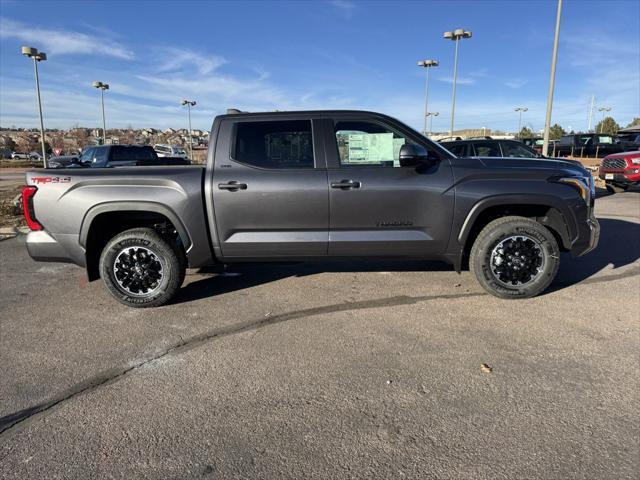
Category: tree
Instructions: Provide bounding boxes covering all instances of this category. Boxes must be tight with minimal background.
[549,123,565,140]
[595,117,620,135]
[626,117,640,128]
[518,126,534,139]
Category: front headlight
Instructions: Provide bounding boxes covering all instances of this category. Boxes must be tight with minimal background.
[47,161,62,169]
[555,173,593,204]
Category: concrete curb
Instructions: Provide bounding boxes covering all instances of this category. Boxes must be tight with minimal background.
[0,226,29,240]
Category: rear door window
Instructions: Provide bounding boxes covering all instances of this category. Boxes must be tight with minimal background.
[233,120,314,169]
[472,142,501,157]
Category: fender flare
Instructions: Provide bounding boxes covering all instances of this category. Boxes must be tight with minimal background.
[79,201,192,250]
[457,193,576,249]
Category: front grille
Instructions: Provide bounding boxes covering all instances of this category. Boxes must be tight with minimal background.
[601,157,627,170]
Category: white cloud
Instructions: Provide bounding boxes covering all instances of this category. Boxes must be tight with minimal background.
[0,17,134,59]
[330,0,356,18]
[503,79,527,89]
[156,48,226,75]
[437,76,476,85]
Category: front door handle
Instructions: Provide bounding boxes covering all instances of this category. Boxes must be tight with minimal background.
[331,179,361,189]
[218,181,247,191]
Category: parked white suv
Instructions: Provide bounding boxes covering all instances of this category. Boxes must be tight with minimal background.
[153,144,188,159]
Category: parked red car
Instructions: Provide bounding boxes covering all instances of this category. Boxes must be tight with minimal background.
[599,151,640,193]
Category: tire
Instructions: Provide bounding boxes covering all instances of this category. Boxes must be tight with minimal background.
[99,228,185,308]
[470,216,560,299]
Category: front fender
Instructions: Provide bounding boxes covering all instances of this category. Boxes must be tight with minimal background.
[456,193,577,249]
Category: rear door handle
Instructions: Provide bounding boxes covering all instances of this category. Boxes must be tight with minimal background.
[330,179,361,189]
[218,181,247,191]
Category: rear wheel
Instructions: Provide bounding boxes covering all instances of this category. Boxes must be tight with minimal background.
[470,216,560,299]
[99,228,185,308]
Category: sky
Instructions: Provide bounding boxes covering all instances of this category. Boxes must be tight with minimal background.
[0,0,638,133]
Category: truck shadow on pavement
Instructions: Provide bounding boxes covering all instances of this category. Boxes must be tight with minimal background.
[549,217,640,292]
[174,217,640,304]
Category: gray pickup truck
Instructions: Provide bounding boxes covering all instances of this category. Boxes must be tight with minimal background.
[23,110,599,307]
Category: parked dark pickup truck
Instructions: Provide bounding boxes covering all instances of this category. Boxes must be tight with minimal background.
[47,144,190,168]
[554,133,625,158]
[23,110,599,307]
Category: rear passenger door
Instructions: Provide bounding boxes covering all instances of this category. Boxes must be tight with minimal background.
[212,117,329,258]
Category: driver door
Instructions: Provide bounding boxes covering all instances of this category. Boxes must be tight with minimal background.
[324,116,455,257]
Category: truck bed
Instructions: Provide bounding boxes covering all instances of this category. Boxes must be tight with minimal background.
[25,165,212,268]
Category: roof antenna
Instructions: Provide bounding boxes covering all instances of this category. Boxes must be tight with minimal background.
[226,108,243,114]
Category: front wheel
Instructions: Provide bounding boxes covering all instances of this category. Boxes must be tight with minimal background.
[99,228,185,308]
[470,216,560,299]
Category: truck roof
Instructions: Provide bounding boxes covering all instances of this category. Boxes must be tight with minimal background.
[218,109,392,119]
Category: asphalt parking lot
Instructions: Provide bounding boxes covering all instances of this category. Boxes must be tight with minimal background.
[1,190,639,479]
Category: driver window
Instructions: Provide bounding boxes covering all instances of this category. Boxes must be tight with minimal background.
[80,148,94,163]
[334,120,410,167]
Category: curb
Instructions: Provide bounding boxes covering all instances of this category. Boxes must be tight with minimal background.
[0,226,29,240]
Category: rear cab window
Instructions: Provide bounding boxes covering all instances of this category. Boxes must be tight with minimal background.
[233,120,314,169]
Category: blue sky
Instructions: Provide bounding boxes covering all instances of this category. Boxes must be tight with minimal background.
[1,0,638,133]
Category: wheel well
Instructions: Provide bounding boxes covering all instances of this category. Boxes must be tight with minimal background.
[462,204,570,266]
[85,211,185,281]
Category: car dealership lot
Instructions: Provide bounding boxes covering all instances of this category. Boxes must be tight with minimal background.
[1,191,638,479]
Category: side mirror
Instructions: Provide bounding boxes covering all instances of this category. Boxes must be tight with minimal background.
[399,143,434,167]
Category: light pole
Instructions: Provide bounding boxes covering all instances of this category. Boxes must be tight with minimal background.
[417,59,439,135]
[514,107,528,137]
[598,107,611,133]
[21,46,47,167]
[443,28,472,136]
[92,81,109,144]
[542,0,562,157]
[426,112,439,137]
[181,99,196,160]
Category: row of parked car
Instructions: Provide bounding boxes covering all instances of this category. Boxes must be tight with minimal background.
[438,134,640,194]
[439,132,640,159]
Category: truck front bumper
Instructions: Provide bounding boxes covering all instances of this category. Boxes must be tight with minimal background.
[570,213,600,257]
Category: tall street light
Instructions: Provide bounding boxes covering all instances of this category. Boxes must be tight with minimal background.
[426,112,439,137]
[598,107,611,133]
[443,28,472,137]
[92,81,109,144]
[181,99,196,160]
[417,59,439,135]
[542,0,563,157]
[21,46,47,167]
[514,107,528,137]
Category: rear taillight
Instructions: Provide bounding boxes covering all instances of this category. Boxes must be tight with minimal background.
[21,186,43,231]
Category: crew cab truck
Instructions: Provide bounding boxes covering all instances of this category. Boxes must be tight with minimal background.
[554,133,625,158]
[23,110,599,307]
